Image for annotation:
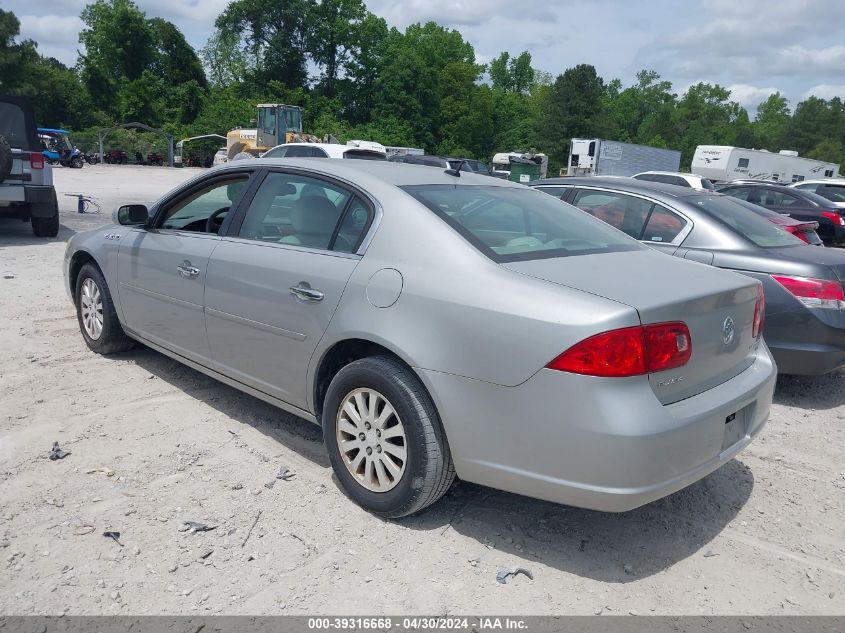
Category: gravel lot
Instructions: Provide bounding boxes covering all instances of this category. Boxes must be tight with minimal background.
[1,164,844,615]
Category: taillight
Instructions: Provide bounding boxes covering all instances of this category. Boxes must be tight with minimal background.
[771,274,845,310]
[752,283,764,338]
[30,152,45,169]
[821,211,845,226]
[546,322,691,377]
[781,225,809,242]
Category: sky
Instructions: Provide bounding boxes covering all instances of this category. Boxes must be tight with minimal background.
[9,0,845,113]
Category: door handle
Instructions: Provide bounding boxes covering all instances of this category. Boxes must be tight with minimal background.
[177,261,201,278]
[290,282,324,301]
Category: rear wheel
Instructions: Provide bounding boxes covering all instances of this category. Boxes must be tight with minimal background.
[322,355,455,518]
[75,263,134,354]
[71,156,84,169]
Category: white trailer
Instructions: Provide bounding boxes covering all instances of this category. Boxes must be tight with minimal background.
[566,138,681,177]
[691,145,840,183]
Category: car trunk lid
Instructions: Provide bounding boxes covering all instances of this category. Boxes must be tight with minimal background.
[504,250,760,405]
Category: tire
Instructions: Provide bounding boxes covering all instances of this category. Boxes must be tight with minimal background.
[71,156,84,169]
[30,190,59,237]
[0,135,11,182]
[322,355,455,518]
[74,263,135,354]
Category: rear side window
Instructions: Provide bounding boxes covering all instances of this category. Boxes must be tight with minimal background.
[691,195,803,248]
[403,185,641,262]
[571,190,653,240]
[0,103,29,149]
[534,186,565,199]
[641,206,687,243]
[672,176,691,187]
[699,178,716,191]
[764,191,803,208]
[818,184,845,202]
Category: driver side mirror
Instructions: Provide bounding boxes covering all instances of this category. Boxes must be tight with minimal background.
[116,204,149,226]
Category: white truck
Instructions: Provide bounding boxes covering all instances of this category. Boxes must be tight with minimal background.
[566,138,681,177]
[691,145,840,183]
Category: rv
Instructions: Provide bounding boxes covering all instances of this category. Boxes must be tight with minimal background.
[566,139,681,177]
[691,146,840,183]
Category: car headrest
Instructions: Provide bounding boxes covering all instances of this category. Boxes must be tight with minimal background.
[291,196,341,234]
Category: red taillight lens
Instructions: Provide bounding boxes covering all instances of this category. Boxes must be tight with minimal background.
[752,283,765,338]
[771,274,845,310]
[821,211,845,226]
[644,322,692,372]
[547,322,691,377]
[30,152,45,169]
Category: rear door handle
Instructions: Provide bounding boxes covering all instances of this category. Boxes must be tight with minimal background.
[177,261,201,278]
[290,282,324,301]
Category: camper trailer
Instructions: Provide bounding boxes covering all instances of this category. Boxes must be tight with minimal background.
[691,146,840,183]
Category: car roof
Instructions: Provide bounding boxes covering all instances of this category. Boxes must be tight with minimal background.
[534,176,706,199]
[634,171,701,178]
[790,179,845,185]
[38,128,70,134]
[213,157,523,188]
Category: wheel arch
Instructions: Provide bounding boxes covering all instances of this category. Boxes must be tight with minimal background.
[68,249,101,303]
[311,337,433,423]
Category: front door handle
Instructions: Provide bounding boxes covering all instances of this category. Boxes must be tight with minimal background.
[290,282,324,301]
[177,261,201,278]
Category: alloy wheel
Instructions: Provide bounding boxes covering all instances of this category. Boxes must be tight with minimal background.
[80,278,103,340]
[336,388,408,492]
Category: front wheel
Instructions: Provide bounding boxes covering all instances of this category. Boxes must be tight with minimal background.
[75,263,134,354]
[322,355,455,518]
[71,156,84,169]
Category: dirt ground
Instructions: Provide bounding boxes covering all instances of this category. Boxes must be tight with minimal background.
[0,164,844,616]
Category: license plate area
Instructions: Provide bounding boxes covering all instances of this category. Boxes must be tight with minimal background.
[722,406,749,451]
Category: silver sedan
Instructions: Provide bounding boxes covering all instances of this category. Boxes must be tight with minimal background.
[63,159,776,517]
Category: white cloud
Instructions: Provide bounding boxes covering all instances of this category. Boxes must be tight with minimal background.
[803,84,845,100]
[17,14,84,65]
[366,0,556,27]
[726,84,780,110]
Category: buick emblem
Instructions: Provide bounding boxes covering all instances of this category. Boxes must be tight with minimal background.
[722,317,735,345]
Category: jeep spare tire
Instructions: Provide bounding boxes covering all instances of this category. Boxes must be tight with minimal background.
[0,135,12,183]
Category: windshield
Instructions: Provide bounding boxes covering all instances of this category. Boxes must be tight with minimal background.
[691,195,804,248]
[403,184,642,262]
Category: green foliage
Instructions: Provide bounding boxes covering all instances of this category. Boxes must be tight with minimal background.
[807,139,845,166]
[4,3,845,170]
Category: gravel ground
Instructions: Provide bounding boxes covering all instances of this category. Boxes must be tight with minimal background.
[1,164,844,615]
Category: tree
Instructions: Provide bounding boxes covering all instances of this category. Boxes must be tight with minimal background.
[215,0,312,90]
[201,29,250,87]
[753,92,790,150]
[807,138,845,166]
[308,0,366,95]
[343,12,389,123]
[489,51,534,93]
[149,18,207,89]
[538,64,610,166]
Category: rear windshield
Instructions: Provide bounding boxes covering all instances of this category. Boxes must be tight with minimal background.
[342,149,386,161]
[690,195,804,248]
[403,184,642,262]
[0,103,29,149]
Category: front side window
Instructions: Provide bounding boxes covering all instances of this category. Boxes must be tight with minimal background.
[160,177,249,232]
[403,185,642,262]
[238,172,369,252]
[571,189,653,239]
[690,195,803,248]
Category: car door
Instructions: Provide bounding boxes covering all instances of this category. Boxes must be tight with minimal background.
[117,172,252,365]
[204,170,373,410]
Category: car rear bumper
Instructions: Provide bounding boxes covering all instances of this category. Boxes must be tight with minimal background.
[420,343,776,512]
[765,304,845,375]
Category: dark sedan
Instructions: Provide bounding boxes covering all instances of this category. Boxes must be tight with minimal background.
[716,182,845,246]
[532,177,845,375]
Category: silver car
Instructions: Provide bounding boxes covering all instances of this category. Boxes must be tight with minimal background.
[63,159,776,517]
